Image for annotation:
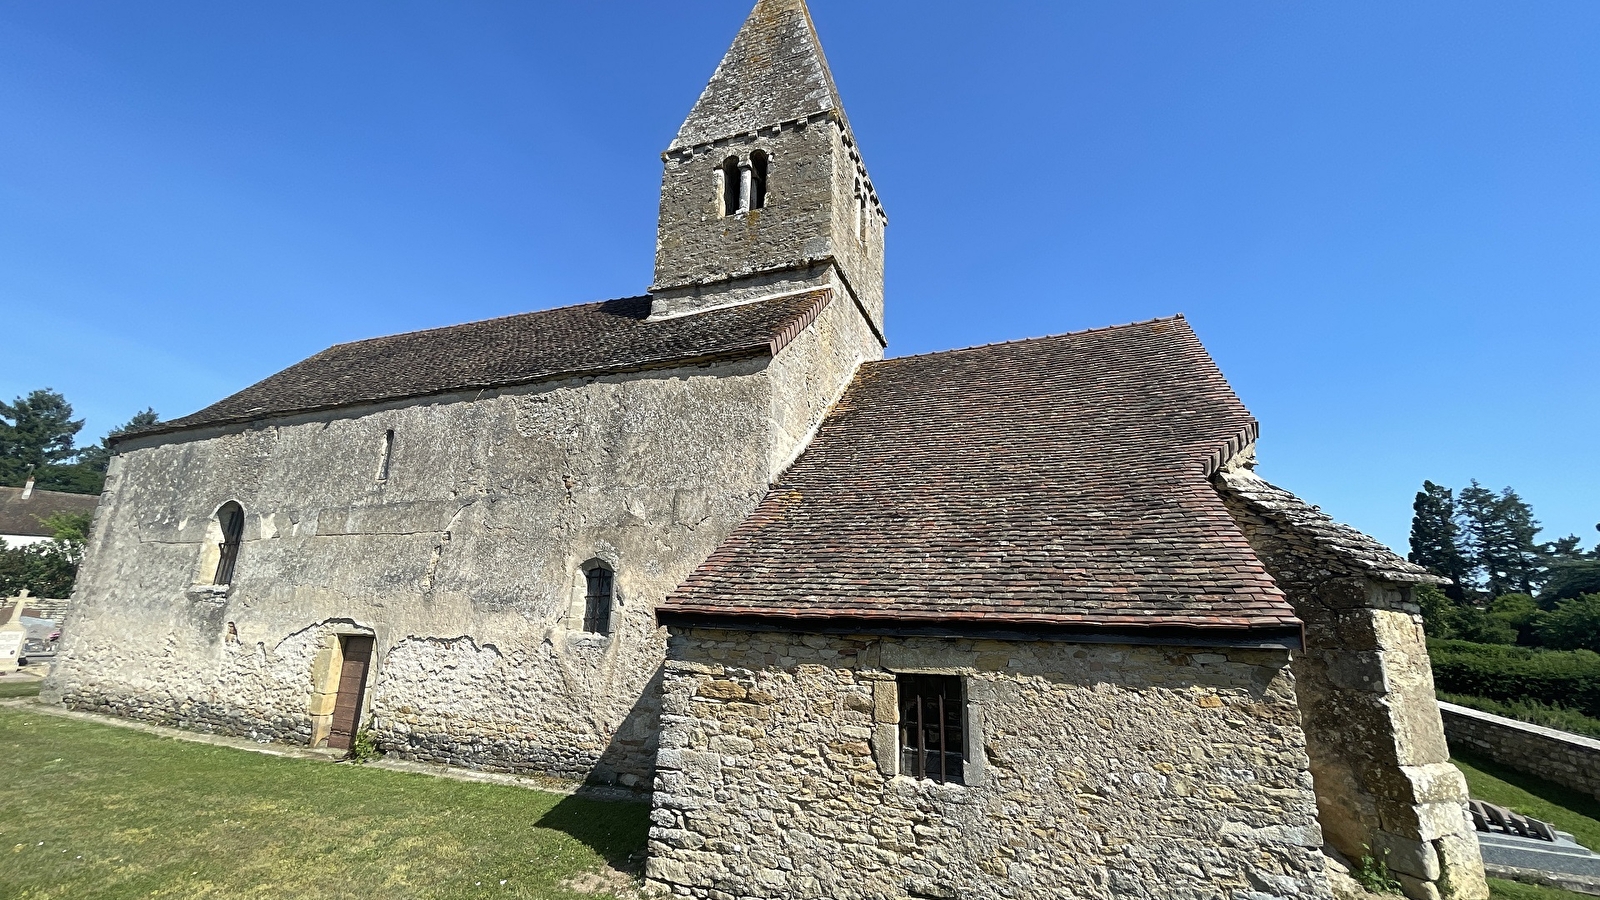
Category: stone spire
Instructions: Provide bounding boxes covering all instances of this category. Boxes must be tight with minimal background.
[669,0,847,152]
[651,0,886,338]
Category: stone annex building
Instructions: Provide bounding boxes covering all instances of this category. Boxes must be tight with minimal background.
[47,3,1489,899]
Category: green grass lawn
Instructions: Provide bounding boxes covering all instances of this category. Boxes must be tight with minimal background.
[1487,877,1596,899]
[0,705,649,900]
[1454,752,1600,900]
[0,679,44,699]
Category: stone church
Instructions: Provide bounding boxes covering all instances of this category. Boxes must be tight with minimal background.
[47,2,1487,899]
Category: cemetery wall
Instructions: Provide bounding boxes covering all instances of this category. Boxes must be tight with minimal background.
[1440,702,1600,802]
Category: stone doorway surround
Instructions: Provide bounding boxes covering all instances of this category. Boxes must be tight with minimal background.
[308,626,376,750]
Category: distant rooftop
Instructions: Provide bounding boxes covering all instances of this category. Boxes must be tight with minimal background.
[0,484,100,538]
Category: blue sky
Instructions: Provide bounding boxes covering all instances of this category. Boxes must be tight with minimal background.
[1,1,1596,554]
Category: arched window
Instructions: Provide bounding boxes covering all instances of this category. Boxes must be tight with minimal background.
[720,156,741,216]
[749,150,768,210]
[583,563,614,634]
[213,502,245,586]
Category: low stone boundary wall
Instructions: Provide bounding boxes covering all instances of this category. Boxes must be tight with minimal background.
[1440,701,1600,802]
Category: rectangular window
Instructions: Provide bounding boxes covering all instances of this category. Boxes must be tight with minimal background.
[898,673,965,784]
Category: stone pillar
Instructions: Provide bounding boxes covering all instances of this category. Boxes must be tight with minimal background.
[1215,472,1489,900]
[1288,578,1487,900]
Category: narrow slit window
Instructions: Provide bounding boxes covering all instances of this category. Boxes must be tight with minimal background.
[855,177,867,242]
[749,150,768,209]
[720,156,741,216]
[213,502,245,586]
[583,564,614,634]
[377,429,394,481]
[898,673,965,784]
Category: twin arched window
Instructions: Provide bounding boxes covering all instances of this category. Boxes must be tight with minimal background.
[213,501,245,586]
[719,151,769,216]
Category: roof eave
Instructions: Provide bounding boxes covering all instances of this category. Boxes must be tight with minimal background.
[110,344,775,449]
[657,608,1304,651]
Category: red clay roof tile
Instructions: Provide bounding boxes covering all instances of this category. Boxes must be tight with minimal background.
[662,316,1300,635]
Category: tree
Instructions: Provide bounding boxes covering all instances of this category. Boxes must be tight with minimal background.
[41,408,159,495]
[1488,593,1541,645]
[1458,481,1546,597]
[1535,593,1600,653]
[1409,481,1471,601]
[0,389,83,487]
[1544,534,1585,560]
[1542,559,1600,605]
[40,511,92,543]
[0,538,81,598]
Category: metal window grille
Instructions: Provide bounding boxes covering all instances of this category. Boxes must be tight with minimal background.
[213,503,245,586]
[583,566,613,634]
[898,673,965,784]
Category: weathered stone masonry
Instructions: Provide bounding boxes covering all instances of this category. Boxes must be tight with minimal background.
[1440,702,1600,804]
[1218,468,1487,900]
[46,292,879,781]
[646,629,1333,900]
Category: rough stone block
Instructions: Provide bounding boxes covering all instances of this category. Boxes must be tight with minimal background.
[307,691,338,717]
[1373,832,1441,881]
[1434,831,1489,900]
[872,680,897,724]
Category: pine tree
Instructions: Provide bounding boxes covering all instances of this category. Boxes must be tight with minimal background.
[1458,481,1546,597]
[54,408,160,494]
[1409,481,1471,601]
[0,389,84,487]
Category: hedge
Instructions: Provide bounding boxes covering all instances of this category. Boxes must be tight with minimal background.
[1435,691,1600,739]
[1427,639,1600,720]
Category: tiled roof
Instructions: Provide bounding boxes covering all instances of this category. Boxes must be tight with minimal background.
[662,316,1301,638]
[140,291,831,438]
[0,486,100,538]
[1215,469,1442,585]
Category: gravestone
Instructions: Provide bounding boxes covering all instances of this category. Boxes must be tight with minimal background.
[0,590,30,674]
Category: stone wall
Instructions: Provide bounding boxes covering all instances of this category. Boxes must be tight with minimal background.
[1440,702,1600,802]
[2,597,70,622]
[652,114,885,333]
[46,303,874,783]
[1220,484,1487,900]
[645,627,1334,900]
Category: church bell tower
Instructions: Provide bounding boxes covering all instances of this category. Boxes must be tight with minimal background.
[651,0,886,342]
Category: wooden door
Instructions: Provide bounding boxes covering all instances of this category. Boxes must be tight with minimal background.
[328,636,374,751]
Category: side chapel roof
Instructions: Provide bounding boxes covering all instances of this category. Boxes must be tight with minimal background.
[670,0,848,151]
[661,316,1304,643]
[1214,469,1443,585]
[144,291,832,439]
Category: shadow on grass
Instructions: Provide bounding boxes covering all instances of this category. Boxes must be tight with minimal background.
[534,793,651,871]
[1454,750,1600,825]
